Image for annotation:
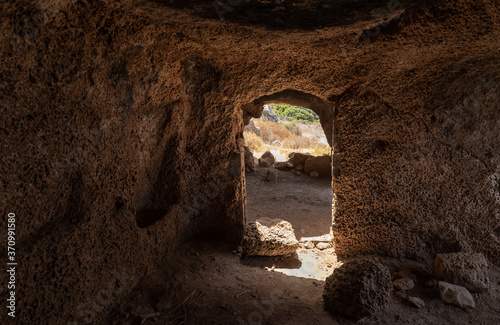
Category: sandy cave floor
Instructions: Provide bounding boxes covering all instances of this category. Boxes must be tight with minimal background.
[108,166,500,325]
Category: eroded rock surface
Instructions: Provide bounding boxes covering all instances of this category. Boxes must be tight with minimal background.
[241,218,299,256]
[433,253,490,292]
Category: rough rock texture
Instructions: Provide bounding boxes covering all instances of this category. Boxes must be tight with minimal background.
[240,218,299,256]
[323,259,392,320]
[433,253,490,292]
[304,155,331,177]
[1,0,499,322]
[439,281,476,309]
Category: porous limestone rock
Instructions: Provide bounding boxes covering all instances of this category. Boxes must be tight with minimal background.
[241,218,299,256]
[433,253,489,292]
[323,259,392,320]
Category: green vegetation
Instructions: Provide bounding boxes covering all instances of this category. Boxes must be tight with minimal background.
[270,104,319,123]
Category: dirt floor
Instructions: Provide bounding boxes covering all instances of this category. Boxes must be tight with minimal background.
[108,166,500,325]
[246,166,333,240]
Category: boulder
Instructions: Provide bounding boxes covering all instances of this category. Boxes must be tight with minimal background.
[261,151,275,164]
[433,253,489,292]
[243,146,255,171]
[323,259,392,320]
[240,218,299,256]
[266,168,278,182]
[304,155,331,177]
[287,152,312,167]
[258,157,273,167]
[438,281,475,309]
[275,161,293,171]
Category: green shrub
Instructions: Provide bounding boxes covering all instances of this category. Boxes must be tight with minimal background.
[271,104,319,123]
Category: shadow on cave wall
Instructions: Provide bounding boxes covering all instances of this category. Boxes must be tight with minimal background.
[152,0,440,31]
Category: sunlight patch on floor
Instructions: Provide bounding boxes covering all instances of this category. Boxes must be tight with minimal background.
[265,249,342,281]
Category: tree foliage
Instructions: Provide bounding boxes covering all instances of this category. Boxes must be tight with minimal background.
[270,104,319,123]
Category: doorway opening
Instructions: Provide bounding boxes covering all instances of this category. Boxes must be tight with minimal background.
[241,90,337,279]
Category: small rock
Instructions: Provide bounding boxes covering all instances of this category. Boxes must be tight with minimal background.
[310,171,320,177]
[439,281,475,309]
[295,164,304,171]
[305,242,315,249]
[295,170,302,176]
[316,242,331,250]
[395,290,406,300]
[393,277,415,291]
[433,253,489,292]
[423,278,438,288]
[267,168,278,182]
[408,296,425,308]
[393,271,417,282]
